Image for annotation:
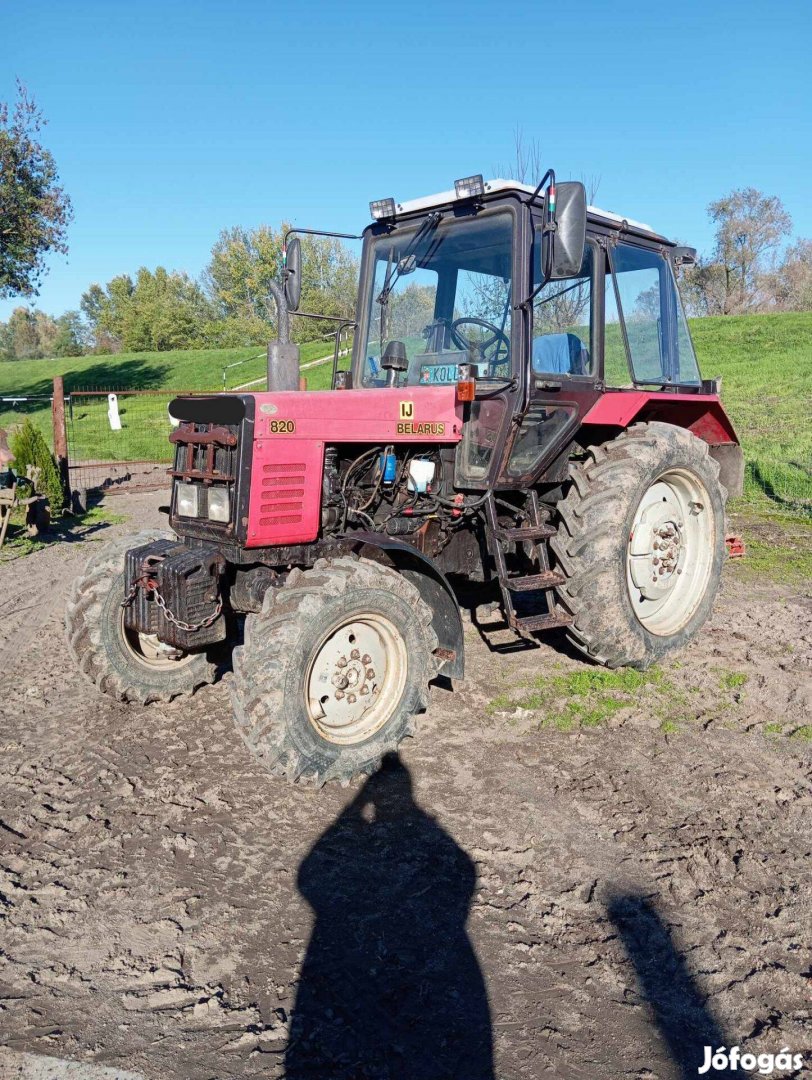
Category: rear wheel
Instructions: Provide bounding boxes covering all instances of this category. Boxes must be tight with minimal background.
[551,422,727,668]
[65,531,218,703]
[230,556,438,786]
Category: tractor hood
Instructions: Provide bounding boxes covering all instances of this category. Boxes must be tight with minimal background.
[249,385,463,443]
[245,385,463,548]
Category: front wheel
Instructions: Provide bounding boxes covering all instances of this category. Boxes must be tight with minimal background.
[230,556,438,786]
[551,422,728,668]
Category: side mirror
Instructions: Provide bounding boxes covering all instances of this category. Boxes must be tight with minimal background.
[546,181,587,281]
[284,237,302,311]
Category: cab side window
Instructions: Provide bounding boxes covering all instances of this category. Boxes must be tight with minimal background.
[606,243,701,387]
[532,243,594,377]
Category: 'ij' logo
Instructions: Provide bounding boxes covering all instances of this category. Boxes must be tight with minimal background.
[399,401,414,419]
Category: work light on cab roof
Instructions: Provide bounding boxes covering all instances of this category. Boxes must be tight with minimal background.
[66,168,744,790]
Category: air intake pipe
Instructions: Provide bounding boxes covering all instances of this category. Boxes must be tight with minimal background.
[267,280,300,392]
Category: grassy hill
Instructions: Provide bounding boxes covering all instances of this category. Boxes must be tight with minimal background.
[0,339,335,399]
[0,312,809,514]
[690,312,811,513]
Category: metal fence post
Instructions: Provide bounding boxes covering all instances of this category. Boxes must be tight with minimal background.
[52,376,71,507]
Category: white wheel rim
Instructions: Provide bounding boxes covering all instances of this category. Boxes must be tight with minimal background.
[305,613,408,745]
[120,611,195,670]
[626,468,715,637]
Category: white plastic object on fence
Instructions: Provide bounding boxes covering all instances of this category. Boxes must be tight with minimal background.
[107,393,122,431]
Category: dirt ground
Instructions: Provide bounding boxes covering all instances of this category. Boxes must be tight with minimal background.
[0,490,810,1080]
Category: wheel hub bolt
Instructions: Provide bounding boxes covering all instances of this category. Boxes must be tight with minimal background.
[366,668,375,680]
[335,690,345,700]
[347,693,357,704]
[350,649,360,660]
[361,654,371,665]
[360,684,369,695]
[337,656,348,668]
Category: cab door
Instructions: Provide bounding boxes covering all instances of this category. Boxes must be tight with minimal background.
[498,236,603,487]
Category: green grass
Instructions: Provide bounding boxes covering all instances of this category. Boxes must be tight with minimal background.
[488,666,667,730]
[730,510,812,585]
[691,312,811,515]
[0,340,335,398]
[719,671,748,691]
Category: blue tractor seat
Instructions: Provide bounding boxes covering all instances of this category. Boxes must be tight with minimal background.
[532,332,587,376]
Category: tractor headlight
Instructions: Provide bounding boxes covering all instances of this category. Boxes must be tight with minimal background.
[207,487,230,523]
[176,482,200,517]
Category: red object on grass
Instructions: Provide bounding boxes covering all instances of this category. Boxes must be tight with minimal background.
[725,535,745,559]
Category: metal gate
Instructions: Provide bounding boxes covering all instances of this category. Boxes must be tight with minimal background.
[66,388,189,492]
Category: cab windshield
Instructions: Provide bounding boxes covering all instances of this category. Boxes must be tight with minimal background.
[358,211,514,387]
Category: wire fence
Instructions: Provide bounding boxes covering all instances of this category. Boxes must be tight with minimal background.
[66,388,186,492]
[0,394,54,436]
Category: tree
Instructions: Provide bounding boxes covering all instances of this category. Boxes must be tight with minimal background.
[678,258,728,317]
[707,188,791,313]
[204,224,279,342]
[81,268,213,351]
[761,238,812,313]
[388,283,436,341]
[8,417,65,509]
[0,306,80,360]
[5,307,40,359]
[0,82,73,298]
[204,224,359,345]
[53,310,86,356]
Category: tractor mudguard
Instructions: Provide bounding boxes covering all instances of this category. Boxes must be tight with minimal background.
[582,391,744,496]
[349,531,465,682]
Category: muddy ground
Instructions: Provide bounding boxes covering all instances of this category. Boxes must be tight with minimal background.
[0,490,810,1080]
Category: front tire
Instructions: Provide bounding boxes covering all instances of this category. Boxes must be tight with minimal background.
[65,531,218,703]
[230,556,438,786]
[551,422,727,668]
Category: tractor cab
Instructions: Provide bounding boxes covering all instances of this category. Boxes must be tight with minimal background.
[335,175,713,493]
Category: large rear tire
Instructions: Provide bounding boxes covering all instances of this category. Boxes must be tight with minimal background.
[65,531,218,703]
[551,422,727,669]
[230,556,438,786]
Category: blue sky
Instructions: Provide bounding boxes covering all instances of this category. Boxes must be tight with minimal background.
[3,0,810,319]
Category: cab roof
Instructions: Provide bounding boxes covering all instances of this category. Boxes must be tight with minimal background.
[391,177,668,243]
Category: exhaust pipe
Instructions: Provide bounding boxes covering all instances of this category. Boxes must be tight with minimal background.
[266,281,300,392]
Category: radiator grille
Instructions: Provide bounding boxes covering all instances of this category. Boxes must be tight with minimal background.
[259,462,306,527]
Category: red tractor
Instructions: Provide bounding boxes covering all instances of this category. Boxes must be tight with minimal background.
[66,173,743,786]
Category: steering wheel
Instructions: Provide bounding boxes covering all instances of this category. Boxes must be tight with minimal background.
[450,317,510,372]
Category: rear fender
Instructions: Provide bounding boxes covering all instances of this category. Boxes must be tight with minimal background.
[582,391,744,496]
[349,532,464,682]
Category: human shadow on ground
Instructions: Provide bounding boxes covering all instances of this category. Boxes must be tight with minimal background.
[608,893,738,1077]
[285,753,494,1080]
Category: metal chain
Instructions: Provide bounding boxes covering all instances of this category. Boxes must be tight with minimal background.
[121,576,223,633]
